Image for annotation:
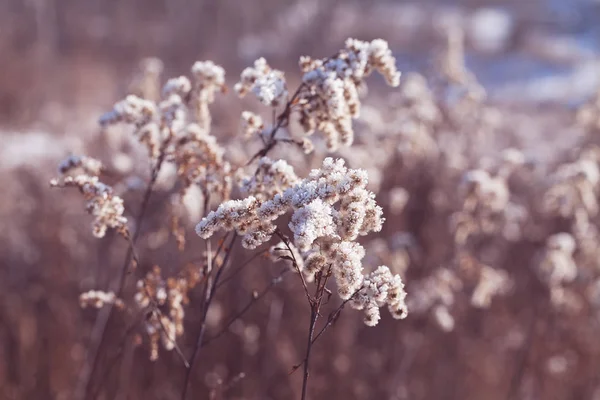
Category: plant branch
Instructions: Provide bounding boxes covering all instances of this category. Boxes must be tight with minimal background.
[181,233,238,400]
[79,135,172,400]
[90,308,148,400]
[298,264,332,399]
[275,229,312,303]
[203,268,290,346]
[216,250,267,289]
[246,83,306,166]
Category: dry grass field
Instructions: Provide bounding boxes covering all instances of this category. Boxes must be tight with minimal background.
[1,1,600,399]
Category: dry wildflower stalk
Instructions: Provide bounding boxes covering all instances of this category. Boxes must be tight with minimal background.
[239,38,401,166]
[66,59,231,399]
[50,38,408,400]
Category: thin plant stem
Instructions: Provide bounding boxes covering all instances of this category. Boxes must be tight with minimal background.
[301,305,318,400]
[79,136,172,400]
[245,83,306,166]
[289,290,358,378]
[311,293,356,344]
[275,230,312,303]
[203,268,289,346]
[90,308,148,400]
[181,233,238,400]
[216,250,267,289]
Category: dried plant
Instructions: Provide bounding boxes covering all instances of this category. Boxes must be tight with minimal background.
[5,5,597,398]
[49,38,407,400]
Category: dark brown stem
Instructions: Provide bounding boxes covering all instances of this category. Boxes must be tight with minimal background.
[298,266,332,400]
[310,292,357,345]
[288,265,338,394]
[216,250,267,289]
[301,304,318,400]
[275,230,312,303]
[181,233,238,400]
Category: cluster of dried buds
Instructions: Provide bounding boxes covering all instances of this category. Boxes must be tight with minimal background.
[50,156,128,238]
[134,265,202,361]
[80,290,124,309]
[536,145,600,312]
[197,157,407,325]
[541,149,600,219]
[408,268,462,332]
[236,38,401,151]
[100,60,232,202]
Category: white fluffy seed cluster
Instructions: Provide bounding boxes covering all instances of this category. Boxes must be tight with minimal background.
[99,60,227,163]
[451,164,524,245]
[239,157,299,200]
[460,169,509,213]
[538,233,578,287]
[240,111,264,139]
[191,61,226,131]
[50,174,128,238]
[471,265,511,309]
[196,157,382,250]
[58,155,104,176]
[171,123,233,201]
[79,290,124,309]
[542,156,600,218]
[98,60,232,201]
[537,232,584,311]
[297,38,400,150]
[351,265,408,326]
[235,58,288,107]
[99,94,158,129]
[196,157,406,324]
[162,76,192,99]
[407,268,462,331]
[191,61,226,100]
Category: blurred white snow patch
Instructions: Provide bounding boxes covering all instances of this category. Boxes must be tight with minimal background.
[492,60,600,103]
[468,8,514,53]
[0,131,83,170]
[525,32,599,64]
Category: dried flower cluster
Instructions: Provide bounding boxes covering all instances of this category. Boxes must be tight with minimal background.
[408,269,463,332]
[134,265,201,361]
[197,157,406,324]
[235,58,288,107]
[296,39,400,150]
[240,111,264,139]
[80,290,124,309]
[240,157,299,200]
[351,265,407,326]
[50,157,128,238]
[58,155,104,176]
[235,38,401,152]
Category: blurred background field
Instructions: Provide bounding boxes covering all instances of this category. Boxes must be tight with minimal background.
[2,0,600,399]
